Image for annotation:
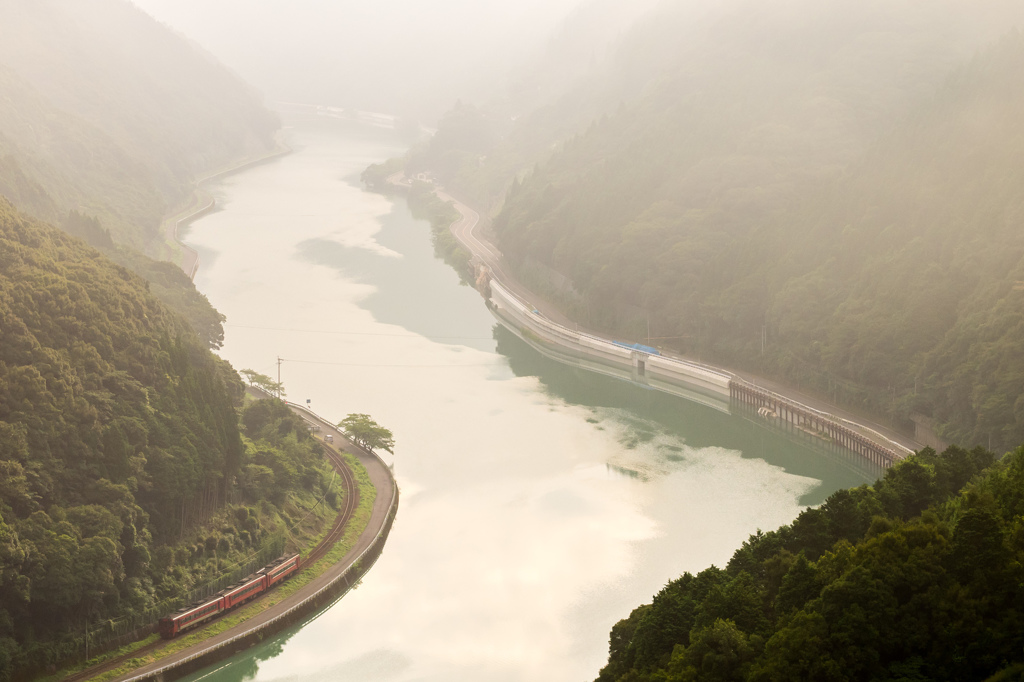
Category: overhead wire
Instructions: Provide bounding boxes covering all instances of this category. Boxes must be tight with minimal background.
[279,357,501,368]
[225,322,493,341]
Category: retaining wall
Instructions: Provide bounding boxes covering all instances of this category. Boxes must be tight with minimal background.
[488,277,911,468]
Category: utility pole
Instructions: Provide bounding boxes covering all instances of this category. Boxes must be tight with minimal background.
[277,356,283,398]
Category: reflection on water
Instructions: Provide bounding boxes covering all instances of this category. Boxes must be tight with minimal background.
[298,231,495,353]
[178,117,873,682]
[493,325,877,503]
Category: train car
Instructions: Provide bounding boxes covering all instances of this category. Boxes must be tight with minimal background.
[223,574,268,609]
[261,553,301,588]
[158,554,302,639]
[158,596,225,639]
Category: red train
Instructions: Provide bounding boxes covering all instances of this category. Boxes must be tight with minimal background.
[158,554,301,638]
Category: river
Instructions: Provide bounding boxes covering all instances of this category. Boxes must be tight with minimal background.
[179,114,872,682]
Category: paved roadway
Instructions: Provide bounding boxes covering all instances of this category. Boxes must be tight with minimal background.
[418,177,922,456]
[111,403,395,682]
[161,197,209,279]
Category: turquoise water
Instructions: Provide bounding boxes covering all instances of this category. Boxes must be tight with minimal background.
[179,116,872,682]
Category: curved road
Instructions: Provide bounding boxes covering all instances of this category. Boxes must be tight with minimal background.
[420,177,921,456]
[164,140,291,281]
[110,407,396,682]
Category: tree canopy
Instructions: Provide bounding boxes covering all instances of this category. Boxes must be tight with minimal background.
[338,414,395,454]
[240,369,286,398]
[0,204,336,679]
[593,442,1024,682]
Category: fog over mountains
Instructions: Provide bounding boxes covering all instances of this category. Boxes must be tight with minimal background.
[129,0,611,121]
[0,0,277,247]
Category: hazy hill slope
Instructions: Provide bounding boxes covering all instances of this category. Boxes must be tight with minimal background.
[0,66,227,351]
[0,0,278,199]
[0,65,164,246]
[0,0,278,248]
[764,34,1024,449]
[408,0,1022,214]
[454,3,1024,449]
[402,0,669,210]
[0,0,272,354]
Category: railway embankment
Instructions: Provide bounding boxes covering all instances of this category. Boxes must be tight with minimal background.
[489,277,905,470]
[410,178,918,470]
[103,404,398,682]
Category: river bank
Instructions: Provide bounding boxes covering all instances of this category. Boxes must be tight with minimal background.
[160,119,877,681]
[159,135,292,279]
[97,407,398,682]
[47,389,397,682]
[381,174,921,468]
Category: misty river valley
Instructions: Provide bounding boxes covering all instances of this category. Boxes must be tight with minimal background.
[172,116,872,682]
[8,2,1024,680]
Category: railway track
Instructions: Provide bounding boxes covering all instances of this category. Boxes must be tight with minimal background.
[303,440,359,568]
[63,435,357,682]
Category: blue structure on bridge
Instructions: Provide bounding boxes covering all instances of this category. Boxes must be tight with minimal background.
[612,341,661,356]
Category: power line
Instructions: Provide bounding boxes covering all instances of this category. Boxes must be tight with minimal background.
[279,357,501,369]
[225,323,493,341]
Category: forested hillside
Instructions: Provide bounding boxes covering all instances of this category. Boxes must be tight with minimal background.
[0,202,336,678]
[408,0,1016,210]
[496,31,1024,451]
[0,0,279,249]
[401,0,1024,451]
[594,442,1024,682]
[0,0,277,353]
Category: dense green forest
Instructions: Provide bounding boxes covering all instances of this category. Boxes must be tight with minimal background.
[0,203,336,679]
[398,0,1024,451]
[594,442,1024,682]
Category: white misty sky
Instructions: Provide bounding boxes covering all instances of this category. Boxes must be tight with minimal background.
[129,0,586,121]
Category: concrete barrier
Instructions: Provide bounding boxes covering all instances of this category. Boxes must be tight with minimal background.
[488,277,912,469]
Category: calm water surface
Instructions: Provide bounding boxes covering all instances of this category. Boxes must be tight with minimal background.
[180,117,872,682]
